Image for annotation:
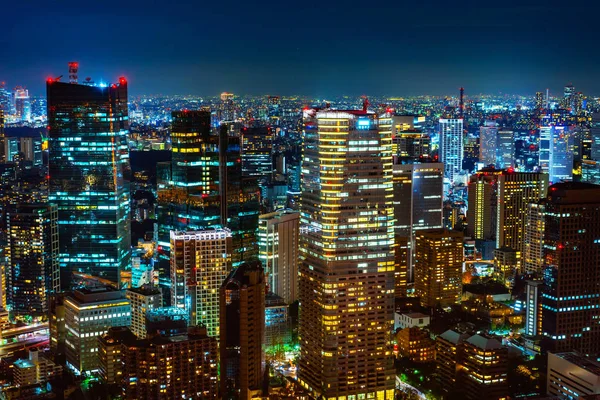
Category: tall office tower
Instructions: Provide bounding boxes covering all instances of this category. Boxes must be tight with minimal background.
[258,210,299,304]
[99,325,218,399]
[6,204,59,320]
[157,110,218,251]
[496,128,514,168]
[414,229,463,308]
[496,170,548,253]
[525,280,543,338]
[218,92,236,123]
[47,77,131,288]
[298,109,396,399]
[479,120,498,167]
[392,131,430,161]
[220,262,265,399]
[466,168,500,241]
[19,137,43,166]
[170,229,231,337]
[125,286,162,339]
[591,113,600,161]
[241,126,273,183]
[13,87,31,122]
[461,335,509,400]
[523,202,546,274]
[0,83,11,113]
[535,91,545,110]
[393,162,444,295]
[439,118,464,183]
[542,183,600,356]
[539,125,574,183]
[563,84,576,109]
[267,95,281,126]
[64,286,131,374]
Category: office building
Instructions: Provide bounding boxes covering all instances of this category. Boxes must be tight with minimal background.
[493,247,520,288]
[298,109,395,399]
[99,325,218,399]
[582,160,600,185]
[439,118,464,182]
[461,335,508,400]
[220,262,265,400]
[395,312,430,330]
[258,210,299,304]
[265,293,291,347]
[125,286,162,339]
[170,229,231,337]
[414,229,463,308]
[241,126,273,183]
[13,87,31,122]
[479,120,498,167]
[547,352,600,398]
[13,349,62,387]
[64,286,131,374]
[496,129,514,168]
[47,77,131,288]
[525,280,543,338]
[466,167,500,241]
[6,204,59,320]
[393,161,444,295]
[539,125,574,183]
[145,306,189,338]
[523,202,546,274]
[396,327,435,363]
[542,183,600,356]
[591,113,600,161]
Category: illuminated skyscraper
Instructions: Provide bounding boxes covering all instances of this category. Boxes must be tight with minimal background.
[298,109,395,399]
[170,229,231,337]
[439,118,464,182]
[542,182,600,356]
[466,168,500,241]
[496,170,548,253]
[47,77,131,288]
[258,210,299,304]
[13,87,31,122]
[241,126,273,183]
[496,128,514,168]
[125,286,162,339]
[478,120,498,167]
[220,261,265,399]
[523,202,546,274]
[6,204,59,320]
[414,229,463,308]
[539,124,574,183]
[393,161,444,296]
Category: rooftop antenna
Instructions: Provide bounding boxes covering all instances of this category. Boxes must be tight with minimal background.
[68,62,79,84]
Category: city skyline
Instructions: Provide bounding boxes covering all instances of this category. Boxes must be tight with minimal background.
[2,1,600,96]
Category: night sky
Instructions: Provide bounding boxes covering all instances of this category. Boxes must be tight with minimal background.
[1,0,598,97]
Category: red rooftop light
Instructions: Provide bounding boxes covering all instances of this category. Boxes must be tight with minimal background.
[119,77,127,84]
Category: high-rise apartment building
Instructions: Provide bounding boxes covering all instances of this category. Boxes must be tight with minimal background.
[99,325,218,399]
[6,204,59,320]
[47,77,131,288]
[220,262,265,399]
[414,229,463,308]
[392,161,444,295]
[258,210,299,304]
[125,286,162,339]
[542,183,600,356]
[479,120,498,167]
[461,335,509,400]
[64,286,131,374]
[241,126,273,183]
[439,118,464,182]
[298,109,395,399]
[170,229,231,337]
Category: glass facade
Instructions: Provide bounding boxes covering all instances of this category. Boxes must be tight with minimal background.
[47,79,131,289]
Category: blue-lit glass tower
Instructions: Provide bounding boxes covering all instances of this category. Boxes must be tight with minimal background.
[47,78,131,289]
